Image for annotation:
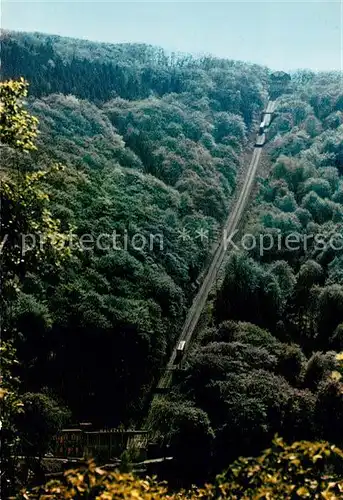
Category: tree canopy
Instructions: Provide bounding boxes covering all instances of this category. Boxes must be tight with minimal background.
[1,30,342,496]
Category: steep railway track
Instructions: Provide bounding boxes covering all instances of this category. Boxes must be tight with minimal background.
[154,100,276,393]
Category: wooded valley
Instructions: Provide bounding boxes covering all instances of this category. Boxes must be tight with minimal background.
[1,30,342,497]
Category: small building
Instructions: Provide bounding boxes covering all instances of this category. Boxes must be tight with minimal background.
[54,426,150,461]
[54,428,84,458]
[269,71,292,98]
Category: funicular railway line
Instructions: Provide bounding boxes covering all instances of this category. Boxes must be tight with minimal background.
[44,75,290,463]
[51,101,277,464]
[51,101,278,462]
[154,100,277,395]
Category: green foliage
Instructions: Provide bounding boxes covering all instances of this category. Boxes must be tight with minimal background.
[0,79,72,495]
[276,344,306,384]
[1,33,266,428]
[303,351,338,391]
[316,285,343,344]
[18,438,343,499]
[16,392,70,458]
[221,436,343,499]
[2,32,343,493]
[0,342,23,495]
[150,399,214,481]
[2,31,267,126]
[0,77,38,151]
[196,74,343,474]
[200,74,343,470]
[1,165,71,291]
[0,80,71,301]
[215,253,283,329]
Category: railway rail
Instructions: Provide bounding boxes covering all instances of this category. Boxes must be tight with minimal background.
[154,100,276,394]
[52,98,280,459]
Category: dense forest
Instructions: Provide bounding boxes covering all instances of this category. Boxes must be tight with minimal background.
[1,30,342,496]
[151,69,343,480]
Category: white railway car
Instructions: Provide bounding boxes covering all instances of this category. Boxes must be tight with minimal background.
[175,340,186,364]
[262,112,272,128]
[255,132,266,147]
[259,120,265,135]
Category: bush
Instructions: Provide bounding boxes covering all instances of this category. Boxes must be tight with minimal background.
[221,436,343,499]
[19,438,343,499]
[276,344,306,385]
[16,392,70,459]
[303,351,338,391]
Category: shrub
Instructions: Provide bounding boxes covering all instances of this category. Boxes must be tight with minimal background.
[19,438,343,499]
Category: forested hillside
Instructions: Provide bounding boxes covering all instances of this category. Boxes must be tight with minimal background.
[151,71,343,480]
[1,30,342,495]
[1,31,269,428]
